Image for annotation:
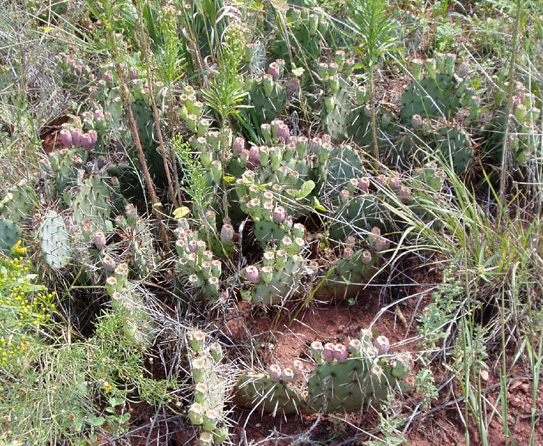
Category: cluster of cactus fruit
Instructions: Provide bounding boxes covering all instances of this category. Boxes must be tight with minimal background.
[234,328,413,415]
[105,260,156,347]
[188,331,229,445]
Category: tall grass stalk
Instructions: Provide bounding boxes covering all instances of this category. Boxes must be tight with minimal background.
[499,0,524,206]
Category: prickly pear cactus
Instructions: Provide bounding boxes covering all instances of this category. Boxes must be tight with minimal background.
[188,331,229,444]
[38,210,72,269]
[72,174,112,228]
[234,331,413,415]
[0,219,22,254]
[235,372,306,415]
[247,76,287,124]
[0,183,37,223]
[400,72,467,123]
[314,244,381,302]
[434,123,474,173]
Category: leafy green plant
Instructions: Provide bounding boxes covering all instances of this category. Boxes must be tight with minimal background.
[345,0,401,160]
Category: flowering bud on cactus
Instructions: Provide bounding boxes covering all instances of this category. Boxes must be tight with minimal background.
[194,383,207,403]
[211,160,223,184]
[191,358,206,383]
[425,58,437,79]
[514,104,527,122]
[261,265,273,283]
[329,74,340,94]
[340,189,350,204]
[268,364,282,382]
[267,62,280,80]
[199,431,213,446]
[333,344,348,363]
[244,265,260,284]
[210,342,223,362]
[263,74,274,96]
[374,335,390,354]
[190,330,206,352]
[189,403,204,425]
[281,368,295,382]
[203,409,218,431]
[311,341,324,363]
[292,359,304,377]
[59,128,73,148]
[93,231,106,250]
[106,276,119,296]
[349,338,362,356]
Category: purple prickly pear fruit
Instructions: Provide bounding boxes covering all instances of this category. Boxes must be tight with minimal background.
[344,247,354,260]
[412,114,423,129]
[286,77,300,97]
[102,254,116,272]
[188,240,199,253]
[333,344,348,363]
[277,123,290,143]
[374,335,390,354]
[59,128,73,148]
[358,177,370,193]
[71,128,82,147]
[268,364,282,382]
[93,231,106,250]
[244,265,260,284]
[266,62,280,80]
[248,146,260,166]
[361,250,373,264]
[389,172,401,191]
[81,132,94,151]
[323,342,335,363]
[375,174,388,188]
[273,206,286,224]
[346,236,356,247]
[281,368,295,382]
[374,237,389,252]
[220,223,234,244]
[129,68,139,80]
[233,137,245,155]
[88,130,98,147]
[398,186,411,204]
[457,61,469,78]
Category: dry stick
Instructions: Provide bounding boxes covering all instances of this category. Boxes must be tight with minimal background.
[108,47,169,245]
[137,17,180,209]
